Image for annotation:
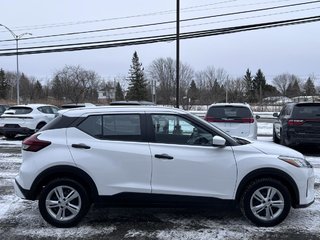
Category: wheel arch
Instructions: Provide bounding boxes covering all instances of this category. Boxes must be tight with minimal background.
[235,168,300,207]
[28,165,98,202]
[36,121,47,129]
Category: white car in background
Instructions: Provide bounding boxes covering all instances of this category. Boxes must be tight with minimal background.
[0,104,59,139]
[205,103,259,139]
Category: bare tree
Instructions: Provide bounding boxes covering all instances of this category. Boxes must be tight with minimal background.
[272,73,296,96]
[226,77,246,102]
[194,66,229,104]
[51,65,101,103]
[148,57,194,105]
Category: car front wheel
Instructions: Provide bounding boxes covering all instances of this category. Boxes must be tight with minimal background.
[38,178,91,228]
[240,178,291,227]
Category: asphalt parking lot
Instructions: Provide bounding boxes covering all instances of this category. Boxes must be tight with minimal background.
[0,136,319,240]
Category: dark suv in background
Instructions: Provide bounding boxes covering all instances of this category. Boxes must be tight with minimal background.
[273,102,320,147]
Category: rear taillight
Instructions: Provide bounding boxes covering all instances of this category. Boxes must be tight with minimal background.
[205,116,254,123]
[204,116,216,122]
[288,119,305,126]
[22,134,51,152]
[241,118,254,123]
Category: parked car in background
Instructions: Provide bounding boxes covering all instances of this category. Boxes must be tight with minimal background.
[204,103,259,139]
[60,103,96,109]
[0,104,9,116]
[15,106,314,228]
[273,102,320,147]
[0,104,59,139]
[109,101,155,106]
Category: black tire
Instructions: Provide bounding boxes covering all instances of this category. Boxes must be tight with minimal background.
[35,122,46,132]
[272,127,280,144]
[4,133,16,139]
[240,178,291,227]
[280,130,286,146]
[38,178,91,228]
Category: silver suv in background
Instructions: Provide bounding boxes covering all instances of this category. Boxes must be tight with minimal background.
[0,104,59,139]
[205,103,259,139]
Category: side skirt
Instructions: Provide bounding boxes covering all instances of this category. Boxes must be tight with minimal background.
[94,192,236,209]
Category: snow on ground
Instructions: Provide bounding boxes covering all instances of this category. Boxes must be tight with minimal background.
[257,122,273,136]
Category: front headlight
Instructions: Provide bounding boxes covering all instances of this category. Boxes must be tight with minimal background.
[278,156,313,168]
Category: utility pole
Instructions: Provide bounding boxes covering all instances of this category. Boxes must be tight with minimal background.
[175,0,180,108]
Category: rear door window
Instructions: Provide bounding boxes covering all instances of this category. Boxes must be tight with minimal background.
[77,114,143,141]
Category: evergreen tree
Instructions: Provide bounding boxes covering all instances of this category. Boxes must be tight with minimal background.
[243,68,254,103]
[0,68,9,99]
[51,76,63,101]
[126,51,148,101]
[304,77,316,96]
[253,69,266,103]
[115,82,124,101]
[287,79,301,97]
[187,80,199,104]
[34,80,43,100]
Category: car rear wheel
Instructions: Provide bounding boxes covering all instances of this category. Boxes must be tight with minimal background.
[240,178,291,227]
[4,133,16,139]
[38,178,91,228]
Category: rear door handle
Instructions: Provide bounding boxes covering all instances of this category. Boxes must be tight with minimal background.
[71,143,91,149]
[154,154,174,160]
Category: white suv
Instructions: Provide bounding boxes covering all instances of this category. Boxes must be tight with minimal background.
[15,106,314,228]
[205,103,259,139]
[0,104,59,139]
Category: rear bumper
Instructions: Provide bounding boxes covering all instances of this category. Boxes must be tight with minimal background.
[0,126,34,136]
[14,178,34,200]
[287,134,320,145]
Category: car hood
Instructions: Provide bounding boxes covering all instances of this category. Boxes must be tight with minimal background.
[249,140,304,159]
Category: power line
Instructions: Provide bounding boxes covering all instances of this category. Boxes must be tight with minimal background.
[0,0,239,33]
[1,6,318,48]
[0,15,319,56]
[1,0,319,44]
[2,0,303,33]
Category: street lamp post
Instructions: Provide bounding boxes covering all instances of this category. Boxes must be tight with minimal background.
[0,24,32,104]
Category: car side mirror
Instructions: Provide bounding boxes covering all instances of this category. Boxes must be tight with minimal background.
[212,136,226,147]
[273,112,279,118]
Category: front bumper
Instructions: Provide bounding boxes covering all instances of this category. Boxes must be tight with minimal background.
[294,172,315,208]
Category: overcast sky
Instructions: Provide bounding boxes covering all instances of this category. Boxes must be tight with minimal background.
[0,0,319,85]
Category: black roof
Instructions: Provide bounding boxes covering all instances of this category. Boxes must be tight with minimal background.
[109,101,155,106]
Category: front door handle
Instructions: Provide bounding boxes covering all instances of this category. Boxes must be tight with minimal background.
[72,143,91,149]
[154,154,174,160]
